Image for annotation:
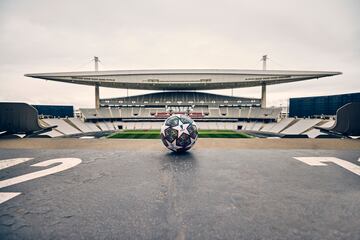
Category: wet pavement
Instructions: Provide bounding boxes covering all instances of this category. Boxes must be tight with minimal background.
[0,141,360,239]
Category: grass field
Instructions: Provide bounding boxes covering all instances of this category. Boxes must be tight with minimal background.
[108,129,252,139]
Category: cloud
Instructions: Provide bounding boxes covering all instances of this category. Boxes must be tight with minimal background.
[0,0,359,108]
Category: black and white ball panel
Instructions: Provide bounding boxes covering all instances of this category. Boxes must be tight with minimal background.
[161,115,198,152]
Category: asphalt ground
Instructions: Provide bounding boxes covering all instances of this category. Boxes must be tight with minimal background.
[0,139,359,239]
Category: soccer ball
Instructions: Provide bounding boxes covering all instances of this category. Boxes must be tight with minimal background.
[160,114,198,152]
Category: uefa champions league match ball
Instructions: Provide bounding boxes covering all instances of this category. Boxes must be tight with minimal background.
[160,114,198,152]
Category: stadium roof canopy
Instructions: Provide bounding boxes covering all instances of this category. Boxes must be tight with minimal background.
[25,69,341,90]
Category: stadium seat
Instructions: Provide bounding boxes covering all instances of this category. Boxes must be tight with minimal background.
[260,122,277,132]
[42,118,82,135]
[251,122,264,131]
[209,108,221,118]
[240,108,250,118]
[281,119,322,135]
[227,108,240,118]
[96,121,111,131]
[303,120,335,138]
[269,118,296,133]
[101,92,259,107]
[68,118,92,132]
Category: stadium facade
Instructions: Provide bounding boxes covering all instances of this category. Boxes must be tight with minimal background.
[289,92,360,118]
[26,68,341,127]
[33,105,74,118]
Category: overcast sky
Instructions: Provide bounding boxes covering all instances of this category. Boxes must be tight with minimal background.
[0,0,359,108]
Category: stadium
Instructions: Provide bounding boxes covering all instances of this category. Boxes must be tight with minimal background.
[1,61,360,239]
[16,67,347,139]
[2,0,360,237]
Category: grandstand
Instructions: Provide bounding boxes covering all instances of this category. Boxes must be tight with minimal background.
[32,91,341,139]
[101,92,259,107]
[280,119,322,135]
[76,104,283,132]
[79,92,282,122]
[264,118,295,133]
[42,118,81,135]
[35,114,336,139]
[303,120,336,138]
[23,67,343,138]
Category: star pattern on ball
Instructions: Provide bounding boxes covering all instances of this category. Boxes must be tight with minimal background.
[172,119,191,138]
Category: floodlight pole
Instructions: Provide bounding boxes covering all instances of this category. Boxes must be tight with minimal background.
[262,55,267,71]
[94,56,100,109]
[261,55,268,108]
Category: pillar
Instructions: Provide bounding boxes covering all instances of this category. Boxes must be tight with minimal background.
[95,84,100,109]
[261,83,266,108]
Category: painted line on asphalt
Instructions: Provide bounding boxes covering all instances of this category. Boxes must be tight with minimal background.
[0,158,82,189]
[0,192,21,205]
[0,158,82,204]
[294,157,360,176]
[0,158,33,170]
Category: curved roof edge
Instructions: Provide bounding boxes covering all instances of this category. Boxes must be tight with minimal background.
[25,69,342,90]
[25,69,342,77]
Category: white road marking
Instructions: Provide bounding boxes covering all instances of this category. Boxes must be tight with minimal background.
[294,157,360,176]
[0,158,82,204]
[0,192,21,204]
[0,158,82,189]
[0,158,33,204]
[0,158,33,170]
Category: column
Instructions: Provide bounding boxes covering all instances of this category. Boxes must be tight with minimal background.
[261,83,266,108]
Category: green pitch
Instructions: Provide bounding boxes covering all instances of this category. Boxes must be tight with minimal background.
[108,129,252,139]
